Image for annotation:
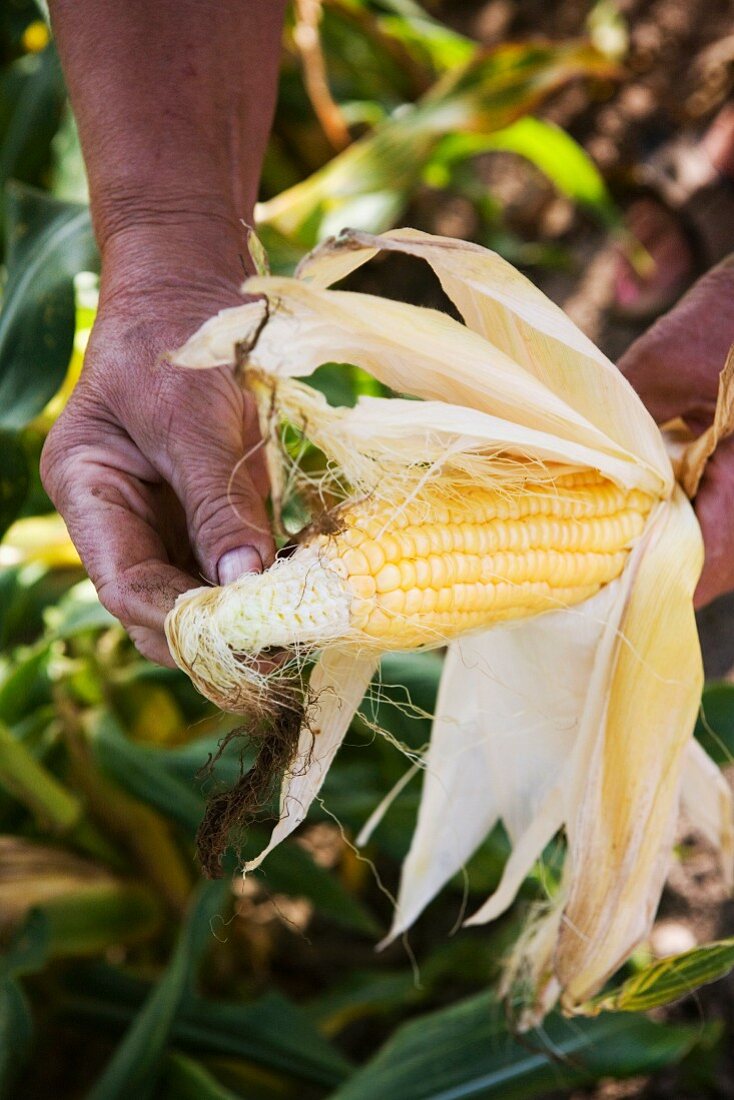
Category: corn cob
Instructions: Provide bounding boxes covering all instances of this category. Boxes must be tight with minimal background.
[166,227,729,1024]
[167,471,653,684]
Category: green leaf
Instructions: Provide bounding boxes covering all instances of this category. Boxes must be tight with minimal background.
[0,715,82,833]
[0,880,161,1086]
[330,991,699,1100]
[0,430,29,538]
[90,711,206,834]
[173,992,354,1088]
[65,965,353,1089]
[0,646,52,723]
[377,8,475,73]
[88,880,228,1100]
[1,882,162,975]
[695,682,734,765]
[583,938,734,1015]
[33,883,164,958]
[0,183,97,428]
[0,46,65,202]
[433,116,619,226]
[161,1053,239,1100]
[306,970,420,1035]
[0,979,33,1099]
[90,711,379,934]
[258,40,617,260]
[47,579,116,639]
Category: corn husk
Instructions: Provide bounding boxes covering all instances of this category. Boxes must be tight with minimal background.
[167,228,732,1022]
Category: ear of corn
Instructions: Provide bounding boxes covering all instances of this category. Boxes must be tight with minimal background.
[169,472,653,700]
[166,228,731,1025]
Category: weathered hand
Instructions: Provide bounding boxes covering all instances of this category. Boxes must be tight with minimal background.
[619,256,734,606]
[41,231,274,666]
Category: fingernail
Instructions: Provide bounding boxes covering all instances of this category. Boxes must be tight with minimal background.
[217,546,263,586]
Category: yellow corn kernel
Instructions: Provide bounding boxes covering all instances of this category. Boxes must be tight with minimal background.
[313,471,654,651]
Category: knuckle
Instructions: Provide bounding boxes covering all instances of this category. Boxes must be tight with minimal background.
[96,578,131,627]
[40,416,76,504]
[189,488,245,542]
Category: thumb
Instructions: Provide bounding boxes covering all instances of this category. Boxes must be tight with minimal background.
[171,437,275,586]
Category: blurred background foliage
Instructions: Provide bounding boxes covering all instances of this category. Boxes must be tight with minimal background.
[2,0,734,1096]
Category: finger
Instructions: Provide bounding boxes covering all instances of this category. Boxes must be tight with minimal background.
[693,437,734,608]
[242,389,270,500]
[128,625,178,668]
[619,257,734,425]
[42,428,199,638]
[169,429,276,586]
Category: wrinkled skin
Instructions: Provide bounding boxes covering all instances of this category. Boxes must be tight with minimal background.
[42,0,734,668]
[41,246,274,667]
[42,0,283,666]
[620,257,734,607]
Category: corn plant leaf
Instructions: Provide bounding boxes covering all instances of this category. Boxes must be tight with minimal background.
[305,970,421,1036]
[175,992,353,1086]
[582,938,734,1015]
[0,46,65,204]
[0,648,52,723]
[0,979,33,1100]
[65,963,353,1088]
[10,885,162,963]
[433,116,619,226]
[695,682,734,765]
[89,711,207,833]
[257,40,617,257]
[375,7,475,72]
[88,880,228,1100]
[89,712,379,934]
[0,881,162,989]
[329,991,700,1100]
[0,431,29,539]
[0,182,97,428]
[161,1053,238,1100]
[40,884,164,956]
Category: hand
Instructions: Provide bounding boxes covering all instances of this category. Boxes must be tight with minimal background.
[40,224,275,666]
[619,256,734,607]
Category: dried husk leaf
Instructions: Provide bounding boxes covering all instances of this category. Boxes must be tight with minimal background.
[166,227,724,1023]
[556,487,703,1006]
[675,344,734,497]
